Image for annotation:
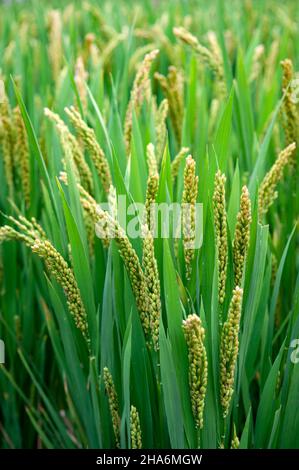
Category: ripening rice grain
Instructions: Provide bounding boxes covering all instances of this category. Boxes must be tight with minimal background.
[213,170,228,304]
[182,314,208,429]
[130,406,142,449]
[220,287,243,417]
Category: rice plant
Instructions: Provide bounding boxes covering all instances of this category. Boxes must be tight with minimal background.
[0,0,299,450]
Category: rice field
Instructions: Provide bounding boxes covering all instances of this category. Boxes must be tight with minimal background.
[0,0,299,450]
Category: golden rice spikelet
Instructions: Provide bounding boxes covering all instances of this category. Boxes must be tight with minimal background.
[145,174,159,232]
[233,186,252,287]
[60,170,108,250]
[3,41,16,69]
[280,59,298,167]
[0,217,88,340]
[84,33,101,68]
[103,367,120,447]
[264,40,279,89]
[60,165,95,256]
[108,184,118,221]
[182,155,198,280]
[124,49,159,154]
[213,170,228,304]
[207,31,223,65]
[0,225,25,244]
[83,208,95,254]
[13,106,31,207]
[155,98,169,163]
[142,224,161,350]
[129,44,156,75]
[145,144,159,231]
[135,23,179,66]
[61,172,150,337]
[146,142,158,177]
[167,66,184,140]
[32,239,88,338]
[224,30,236,61]
[155,66,184,144]
[174,27,226,99]
[208,99,220,137]
[258,142,296,220]
[182,314,208,429]
[0,92,14,198]
[65,106,112,193]
[206,31,227,98]
[113,224,149,336]
[231,425,240,449]
[272,122,281,155]
[74,56,88,113]
[171,146,189,181]
[62,4,74,23]
[130,406,142,449]
[95,207,150,336]
[44,108,93,193]
[220,287,243,417]
[249,44,265,83]
[47,10,62,82]
[102,184,118,248]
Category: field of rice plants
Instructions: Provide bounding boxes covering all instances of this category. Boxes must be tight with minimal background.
[0,0,299,451]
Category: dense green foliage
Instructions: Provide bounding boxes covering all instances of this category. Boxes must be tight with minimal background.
[0,0,299,449]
